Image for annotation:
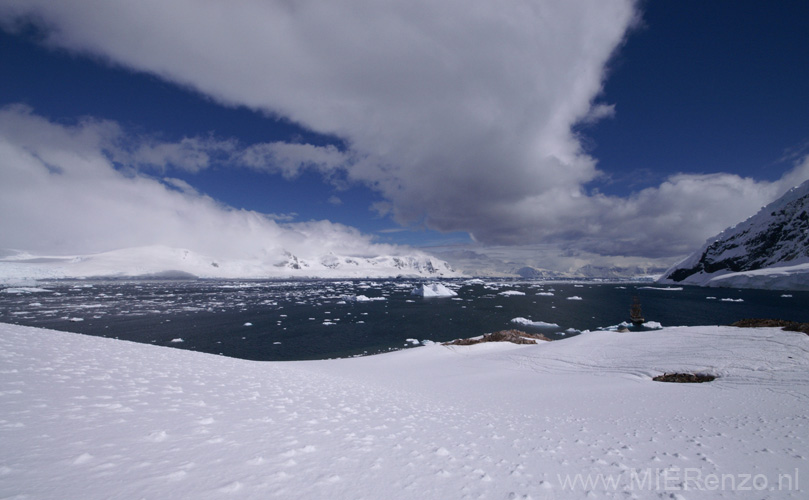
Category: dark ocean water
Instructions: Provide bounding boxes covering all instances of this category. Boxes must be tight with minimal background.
[1,279,806,360]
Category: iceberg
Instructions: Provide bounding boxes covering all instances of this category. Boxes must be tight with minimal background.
[410,283,458,298]
[510,317,559,328]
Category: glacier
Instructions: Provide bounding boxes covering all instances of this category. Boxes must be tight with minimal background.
[0,245,462,282]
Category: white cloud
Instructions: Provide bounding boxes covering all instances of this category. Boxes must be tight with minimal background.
[0,105,401,260]
[129,136,236,173]
[1,1,808,263]
[579,103,617,125]
[239,142,350,179]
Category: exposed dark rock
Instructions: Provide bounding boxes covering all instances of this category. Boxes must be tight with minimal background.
[653,373,716,383]
[443,329,552,346]
[661,180,809,285]
[731,318,809,335]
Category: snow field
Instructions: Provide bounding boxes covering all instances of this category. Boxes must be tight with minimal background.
[1,323,807,499]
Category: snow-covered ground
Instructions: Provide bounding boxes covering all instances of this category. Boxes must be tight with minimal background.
[1,323,807,499]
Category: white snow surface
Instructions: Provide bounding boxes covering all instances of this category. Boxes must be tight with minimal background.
[1,323,807,499]
[410,283,458,297]
[0,245,462,281]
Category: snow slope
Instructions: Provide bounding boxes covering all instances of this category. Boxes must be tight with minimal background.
[0,245,462,282]
[1,323,807,499]
[660,180,809,290]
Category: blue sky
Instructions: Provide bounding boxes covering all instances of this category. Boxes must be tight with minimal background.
[590,1,809,191]
[1,0,808,273]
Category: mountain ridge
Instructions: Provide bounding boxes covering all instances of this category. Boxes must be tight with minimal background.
[0,245,462,282]
[659,180,809,290]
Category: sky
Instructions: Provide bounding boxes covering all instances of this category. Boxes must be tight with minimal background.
[1,0,808,274]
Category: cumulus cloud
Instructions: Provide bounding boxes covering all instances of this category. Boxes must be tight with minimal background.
[239,142,351,180]
[0,105,401,259]
[128,137,236,174]
[1,0,807,262]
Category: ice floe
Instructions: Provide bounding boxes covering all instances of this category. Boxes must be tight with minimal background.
[510,317,559,328]
[410,283,458,298]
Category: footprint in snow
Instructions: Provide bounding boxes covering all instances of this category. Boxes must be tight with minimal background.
[434,447,450,457]
[217,481,243,493]
[72,453,93,465]
[164,470,187,481]
[146,430,168,442]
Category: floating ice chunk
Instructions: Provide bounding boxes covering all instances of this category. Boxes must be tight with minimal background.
[68,317,84,322]
[535,292,554,296]
[510,317,559,328]
[2,287,51,294]
[566,296,583,301]
[243,322,253,327]
[781,294,793,298]
[498,290,525,296]
[601,322,632,331]
[720,298,744,303]
[170,338,184,343]
[410,283,457,298]
[340,294,386,302]
[643,321,663,329]
[405,338,420,345]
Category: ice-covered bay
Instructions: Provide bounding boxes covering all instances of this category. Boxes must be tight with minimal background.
[1,322,807,499]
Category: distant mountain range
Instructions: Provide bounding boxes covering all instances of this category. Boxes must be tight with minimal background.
[0,246,462,282]
[659,179,809,290]
[513,264,664,280]
[7,178,807,286]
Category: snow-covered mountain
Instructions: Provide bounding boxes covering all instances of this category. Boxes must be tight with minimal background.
[0,245,462,282]
[659,179,809,290]
[512,265,663,280]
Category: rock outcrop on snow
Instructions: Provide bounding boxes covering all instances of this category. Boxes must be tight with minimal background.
[659,180,809,290]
